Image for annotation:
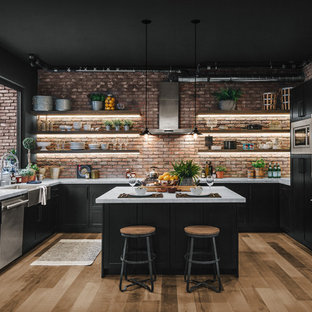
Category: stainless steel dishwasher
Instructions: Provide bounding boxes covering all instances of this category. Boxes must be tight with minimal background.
[0,195,28,269]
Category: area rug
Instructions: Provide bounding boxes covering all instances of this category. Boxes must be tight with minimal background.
[31,239,102,266]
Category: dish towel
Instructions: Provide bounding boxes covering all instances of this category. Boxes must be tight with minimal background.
[39,185,48,205]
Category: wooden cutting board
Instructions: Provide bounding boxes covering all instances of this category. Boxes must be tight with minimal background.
[145,185,193,192]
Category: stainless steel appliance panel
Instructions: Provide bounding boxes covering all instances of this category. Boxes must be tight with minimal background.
[0,195,28,269]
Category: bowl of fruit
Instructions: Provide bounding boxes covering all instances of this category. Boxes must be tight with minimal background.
[158,172,179,185]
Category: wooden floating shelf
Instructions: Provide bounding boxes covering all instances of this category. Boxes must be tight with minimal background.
[197,110,290,116]
[31,110,141,116]
[34,149,140,154]
[35,130,140,135]
[199,129,290,134]
[198,149,290,153]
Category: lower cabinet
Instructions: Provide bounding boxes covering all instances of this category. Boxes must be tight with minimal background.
[216,183,280,232]
[280,185,291,232]
[58,184,123,232]
[23,186,59,254]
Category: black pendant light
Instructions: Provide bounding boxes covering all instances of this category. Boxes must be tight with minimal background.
[140,19,152,137]
[190,19,202,138]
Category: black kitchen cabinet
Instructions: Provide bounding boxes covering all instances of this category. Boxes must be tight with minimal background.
[23,204,38,253]
[210,183,279,232]
[279,184,291,232]
[88,185,123,232]
[59,184,89,232]
[290,157,306,242]
[250,184,279,231]
[291,79,312,122]
[23,187,58,254]
[59,184,122,232]
[304,156,312,247]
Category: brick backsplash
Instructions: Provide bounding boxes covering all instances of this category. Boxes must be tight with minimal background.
[37,70,293,178]
[0,84,17,155]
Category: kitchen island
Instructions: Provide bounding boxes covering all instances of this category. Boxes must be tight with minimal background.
[96,186,246,277]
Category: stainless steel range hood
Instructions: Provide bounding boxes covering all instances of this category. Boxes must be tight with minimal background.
[150,82,191,135]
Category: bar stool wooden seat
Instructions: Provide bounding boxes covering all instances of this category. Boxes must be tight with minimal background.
[184,225,223,293]
[119,225,156,292]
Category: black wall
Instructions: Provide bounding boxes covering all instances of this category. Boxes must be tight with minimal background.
[0,46,37,166]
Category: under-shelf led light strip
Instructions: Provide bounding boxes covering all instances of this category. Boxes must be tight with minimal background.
[200,132,290,137]
[36,114,141,118]
[198,151,290,157]
[36,152,140,157]
[197,113,290,118]
[36,133,140,138]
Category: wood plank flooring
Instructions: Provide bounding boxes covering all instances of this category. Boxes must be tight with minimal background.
[1,233,312,312]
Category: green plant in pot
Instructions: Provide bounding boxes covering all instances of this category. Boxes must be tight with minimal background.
[112,119,123,131]
[22,137,36,167]
[104,120,113,131]
[123,120,134,131]
[251,158,265,179]
[215,165,226,179]
[212,88,242,110]
[171,160,201,186]
[89,93,105,111]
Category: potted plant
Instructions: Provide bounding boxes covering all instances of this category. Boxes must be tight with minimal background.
[89,93,105,111]
[20,168,33,183]
[215,165,226,179]
[123,120,134,131]
[212,88,242,110]
[251,158,265,179]
[104,120,113,131]
[112,119,123,131]
[22,137,36,167]
[29,163,39,181]
[171,160,201,186]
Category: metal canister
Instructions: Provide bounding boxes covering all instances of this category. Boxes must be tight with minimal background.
[91,170,99,179]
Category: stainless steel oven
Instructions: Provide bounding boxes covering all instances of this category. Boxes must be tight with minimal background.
[291,118,312,154]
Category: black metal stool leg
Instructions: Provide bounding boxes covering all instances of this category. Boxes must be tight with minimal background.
[212,236,223,292]
[119,237,128,292]
[184,237,190,282]
[146,236,154,292]
[186,237,194,293]
[210,238,217,282]
[150,238,157,282]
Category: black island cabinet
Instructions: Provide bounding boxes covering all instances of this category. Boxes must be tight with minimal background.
[96,186,246,277]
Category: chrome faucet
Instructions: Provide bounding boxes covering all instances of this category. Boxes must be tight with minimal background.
[0,152,19,186]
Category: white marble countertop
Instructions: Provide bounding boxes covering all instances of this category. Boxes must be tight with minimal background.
[95,186,246,204]
[0,177,290,202]
[201,178,291,186]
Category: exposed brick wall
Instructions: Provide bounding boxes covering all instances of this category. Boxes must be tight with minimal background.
[0,84,17,155]
[304,62,312,81]
[37,70,292,178]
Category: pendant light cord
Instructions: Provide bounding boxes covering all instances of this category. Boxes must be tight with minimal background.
[191,19,200,130]
[145,21,148,129]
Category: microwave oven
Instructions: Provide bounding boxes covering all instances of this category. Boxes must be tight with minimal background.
[291,117,312,154]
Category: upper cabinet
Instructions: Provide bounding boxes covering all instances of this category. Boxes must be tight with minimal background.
[291,79,312,122]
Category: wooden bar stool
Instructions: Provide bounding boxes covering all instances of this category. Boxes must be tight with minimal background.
[119,225,156,292]
[184,225,223,293]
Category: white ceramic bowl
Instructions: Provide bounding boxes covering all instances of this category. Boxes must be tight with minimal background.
[37,142,51,151]
[134,187,146,195]
[59,125,66,131]
[73,122,82,130]
[89,144,99,149]
[65,125,72,131]
[190,187,203,196]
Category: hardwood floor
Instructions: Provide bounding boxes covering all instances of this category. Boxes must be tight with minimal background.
[1,233,312,312]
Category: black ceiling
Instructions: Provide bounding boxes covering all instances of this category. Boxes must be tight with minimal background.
[1,0,312,68]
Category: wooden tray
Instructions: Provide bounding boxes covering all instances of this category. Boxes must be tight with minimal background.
[145,185,193,192]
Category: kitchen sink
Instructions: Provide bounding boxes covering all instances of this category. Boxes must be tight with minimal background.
[2,184,51,206]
